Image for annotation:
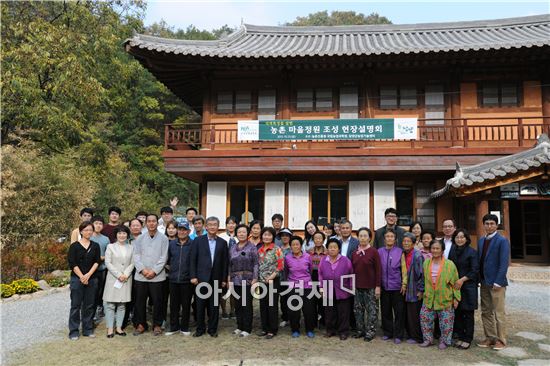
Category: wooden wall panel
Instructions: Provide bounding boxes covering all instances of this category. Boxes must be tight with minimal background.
[288,181,309,229]
[373,181,395,229]
[264,182,285,225]
[206,181,227,229]
[349,181,370,228]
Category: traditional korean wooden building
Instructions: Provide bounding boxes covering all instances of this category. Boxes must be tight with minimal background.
[125,14,550,262]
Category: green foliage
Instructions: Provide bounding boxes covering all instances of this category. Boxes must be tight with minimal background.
[11,279,40,294]
[1,143,97,249]
[1,238,70,283]
[286,10,392,26]
[1,284,15,298]
[42,273,70,288]
[145,20,235,40]
[1,0,200,255]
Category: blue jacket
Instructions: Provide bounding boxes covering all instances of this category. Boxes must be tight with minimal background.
[167,238,192,283]
[477,233,509,287]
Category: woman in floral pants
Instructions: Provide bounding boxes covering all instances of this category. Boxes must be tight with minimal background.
[419,240,461,350]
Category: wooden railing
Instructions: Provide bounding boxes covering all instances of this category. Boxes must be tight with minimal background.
[165,116,550,151]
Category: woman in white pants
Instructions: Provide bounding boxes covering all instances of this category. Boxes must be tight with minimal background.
[103,225,134,338]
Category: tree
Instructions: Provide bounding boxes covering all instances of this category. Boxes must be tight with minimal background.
[286,10,391,26]
[1,1,198,244]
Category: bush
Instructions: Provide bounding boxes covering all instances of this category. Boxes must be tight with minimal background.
[11,278,40,294]
[42,273,70,287]
[1,240,70,283]
[1,284,15,298]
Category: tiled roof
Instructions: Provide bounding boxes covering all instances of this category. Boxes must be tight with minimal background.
[125,15,550,58]
[431,134,550,198]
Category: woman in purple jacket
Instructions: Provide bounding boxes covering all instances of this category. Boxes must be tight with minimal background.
[318,237,354,340]
[378,228,407,344]
[284,237,315,338]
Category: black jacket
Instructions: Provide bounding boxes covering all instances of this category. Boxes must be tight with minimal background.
[189,234,229,286]
[448,244,479,311]
[373,225,406,249]
[167,238,192,283]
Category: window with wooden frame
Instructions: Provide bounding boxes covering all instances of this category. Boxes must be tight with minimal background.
[415,183,436,230]
[311,184,348,226]
[424,84,445,125]
[396,186,414,226]
[296,88,333,112]
[215,90,252,113]
[479,82,520,107]
[379,85,418,109]
[257,89,277,120]
[339,86,359,119]
[229,184,265,225]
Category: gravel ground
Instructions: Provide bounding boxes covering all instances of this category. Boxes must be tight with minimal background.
[1,282,548,363]
[507,281,550,321]
[1,290,70,362]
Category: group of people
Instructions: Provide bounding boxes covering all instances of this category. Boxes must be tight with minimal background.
[67,204,510,352]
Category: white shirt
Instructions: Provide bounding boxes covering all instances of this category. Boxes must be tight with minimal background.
[157,225,166,235]
[443,237,452,259]
[341,236,351,257]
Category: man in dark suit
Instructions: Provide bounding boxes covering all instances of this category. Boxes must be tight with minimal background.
[190,216,228,337]
[339,219,359,259]
[477,213,509,351]
[373,208,406,249]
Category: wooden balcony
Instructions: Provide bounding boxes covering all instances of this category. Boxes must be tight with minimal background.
[165,116,549,153]
[163,116,550,181]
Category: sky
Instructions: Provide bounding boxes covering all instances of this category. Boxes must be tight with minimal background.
[143,0,549,31]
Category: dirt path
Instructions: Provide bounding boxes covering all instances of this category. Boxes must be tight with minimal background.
[5,307,550,366]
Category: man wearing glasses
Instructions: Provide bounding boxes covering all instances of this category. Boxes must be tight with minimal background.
[373,208,406,249]
[440,219,457,259]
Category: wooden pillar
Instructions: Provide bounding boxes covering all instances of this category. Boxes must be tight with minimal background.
[475,197,489,240]
[281,70,291,119]
[282,71,291,151]
[362,69,375,119]
[542,74,550,129]
[502,199,510,240]
[201,74,212,148]
[450,70,462,146]
[200,177,207,216]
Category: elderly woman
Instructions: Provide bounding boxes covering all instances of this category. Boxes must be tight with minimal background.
[103,225,134,338]
[229,224,259,337]
[351,227,381,342]
[248,220,263,249]
[257,227,284,339]
[318,237,354,340]
[220,216,238,320]
[378,228,407,344]
[448,229,478,349]
[401,232,424,344]
[278,228,293,329]
[285,236,315,338]
[419,240,461,350]
[308,231,327,328]
[68,221,101,340]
